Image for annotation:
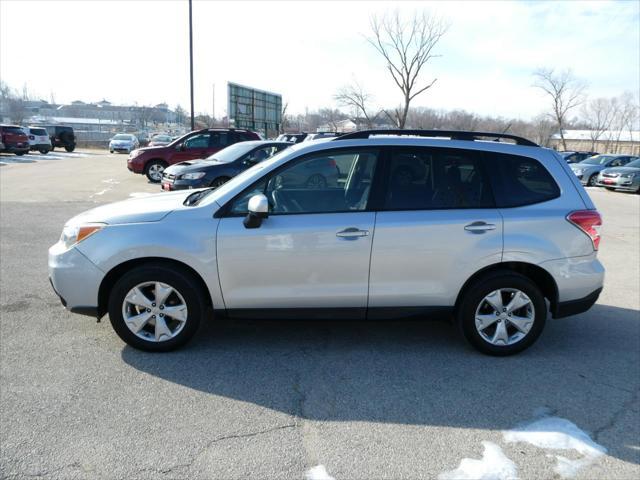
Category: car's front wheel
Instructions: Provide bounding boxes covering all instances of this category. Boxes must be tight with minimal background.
[587,174,597,186]
[39,149,49,154]
[108,265,205,351]
[145,160,167,183]
[457,271,546,356]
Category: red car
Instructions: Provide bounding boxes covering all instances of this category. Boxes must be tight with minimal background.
[0,125,30,156]
[127,128,260,182]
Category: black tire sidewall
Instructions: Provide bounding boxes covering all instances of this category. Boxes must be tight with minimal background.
[108,266,204,352]
[457,272,547,356]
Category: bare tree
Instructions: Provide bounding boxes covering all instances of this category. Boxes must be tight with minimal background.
[334,81,381,129]
[368,10,448,129]
[533,68,586,150]
[581,98,614,151]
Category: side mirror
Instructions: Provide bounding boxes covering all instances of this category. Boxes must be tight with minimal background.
[243,194,269,229]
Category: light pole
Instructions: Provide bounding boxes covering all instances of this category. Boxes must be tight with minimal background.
[188,0,195,131]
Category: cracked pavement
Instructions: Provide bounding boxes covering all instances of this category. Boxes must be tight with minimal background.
[1,154,639,479]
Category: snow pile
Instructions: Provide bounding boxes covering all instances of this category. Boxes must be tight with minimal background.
[438,441,518,480]
[305,465,335,480]
[503,415,606,478]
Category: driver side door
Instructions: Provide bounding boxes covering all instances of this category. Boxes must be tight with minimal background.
[216,148,380,319]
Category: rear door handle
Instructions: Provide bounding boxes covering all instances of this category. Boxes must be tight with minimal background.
[464,221,496,233]
[336,227,369,238]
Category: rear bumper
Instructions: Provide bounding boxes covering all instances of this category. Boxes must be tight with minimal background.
[2,144,29,153]
[553,287,602,318]
[30,143,51,151]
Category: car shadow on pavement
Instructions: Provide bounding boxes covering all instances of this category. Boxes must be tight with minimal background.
[122,303,640,465]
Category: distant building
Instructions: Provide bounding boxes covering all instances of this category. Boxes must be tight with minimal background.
[551,130,640,155]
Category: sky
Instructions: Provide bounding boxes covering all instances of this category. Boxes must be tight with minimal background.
[1,0,638,120]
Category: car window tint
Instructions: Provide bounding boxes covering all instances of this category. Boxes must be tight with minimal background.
[487,152,560,207]
[230,149,379,215]
[384,148,493,210]
[184,133,211,149]
[210,132,229,148]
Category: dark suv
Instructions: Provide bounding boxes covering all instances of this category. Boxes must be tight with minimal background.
[44,126,76,152]
[0,125,30,155]
[127,128,260,182]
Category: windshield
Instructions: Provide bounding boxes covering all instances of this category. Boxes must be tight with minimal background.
[624,159,640,168]
[205,142,259,163]
[192,146,295,205]
[113,134,132,140]
[580,155,614,165]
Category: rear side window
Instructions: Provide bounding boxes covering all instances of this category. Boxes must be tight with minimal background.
[383,147,493,210]
[486,152,560,207]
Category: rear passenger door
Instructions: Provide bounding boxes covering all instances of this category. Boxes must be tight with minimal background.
[368,147,503,314]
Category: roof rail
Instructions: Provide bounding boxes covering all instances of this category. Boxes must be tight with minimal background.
[334,129,539,147]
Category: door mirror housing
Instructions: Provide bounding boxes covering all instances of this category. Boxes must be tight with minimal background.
[243,194,269,229]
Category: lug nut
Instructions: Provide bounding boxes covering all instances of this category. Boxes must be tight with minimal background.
[152,303,156,307]
[159,305,164,310]
[152,315,156,319]
[146,308,151,313]
[159,313,164,317]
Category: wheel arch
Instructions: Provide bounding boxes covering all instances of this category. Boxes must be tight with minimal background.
[97,257,213,318]
[144,158,168,171]
[454,261,559,314]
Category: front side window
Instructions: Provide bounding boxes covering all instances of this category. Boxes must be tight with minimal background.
[183,133,211,149]
[384,148,493,210]
[487,152,560,207]
[229,149,379,215]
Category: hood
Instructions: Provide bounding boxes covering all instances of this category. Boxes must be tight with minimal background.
[601,166,640,175]
[572,163,598,171]
[135,145,169,154]
[67,190,194,225]
[164,159,227,174]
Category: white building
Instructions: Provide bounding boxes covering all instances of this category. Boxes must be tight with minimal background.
[551,130,640,155]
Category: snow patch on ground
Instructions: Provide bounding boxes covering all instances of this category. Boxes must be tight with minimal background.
[129,192,154,198]
[438,441,518,480]
[503,415,606,478]
[305,465,335,480]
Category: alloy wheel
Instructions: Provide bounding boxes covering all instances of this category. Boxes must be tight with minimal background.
[474,288,535,346]
[148,163,165,182]
[121,281,188,342]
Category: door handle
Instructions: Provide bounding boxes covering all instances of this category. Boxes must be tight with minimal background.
[464,221,496,233]
[336,227,369,238]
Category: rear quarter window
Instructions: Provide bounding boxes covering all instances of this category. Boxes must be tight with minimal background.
[486,152,560,207]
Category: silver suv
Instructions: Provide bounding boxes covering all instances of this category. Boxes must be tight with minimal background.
[49,130,604,355]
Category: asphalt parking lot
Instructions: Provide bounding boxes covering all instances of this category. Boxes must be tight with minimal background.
[1,151,639,480]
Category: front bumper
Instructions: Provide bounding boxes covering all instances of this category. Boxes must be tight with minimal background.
[112,145,132,153]
[127,157,144,173]
[595,176,639,191]
[161,178,207,191]
[49,242,105,317]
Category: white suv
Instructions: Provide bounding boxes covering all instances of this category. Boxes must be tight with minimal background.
[49,130,604,355]
[21,126,52,154]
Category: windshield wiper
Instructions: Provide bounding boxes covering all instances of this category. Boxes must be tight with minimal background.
[183,188,214,206]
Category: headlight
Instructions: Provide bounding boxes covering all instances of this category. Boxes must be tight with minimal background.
[621,173,636,179]
[60,223,104,250]
[573,169,583,175]
[180,172,206,180]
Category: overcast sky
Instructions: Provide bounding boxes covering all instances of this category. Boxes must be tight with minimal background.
[1,0,638,120]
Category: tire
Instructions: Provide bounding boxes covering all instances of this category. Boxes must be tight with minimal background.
[50,145,55,151]
[15,151,25,156]
[65,145,75,152]
[110,150,114,154]
[456,271,547,356]
[587,174,597,186]
[108,264,205,352]
[39,149,49,155]
[145,160,167,183]
[210,176,230,189]
[605,187,616,191]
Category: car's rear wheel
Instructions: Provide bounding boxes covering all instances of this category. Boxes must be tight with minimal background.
[145,160,167,183]
[65,145,75,152]
[605,187,616,191]
[457,271,546,356]
[39,149,49,154]
[15,151,25,156]
[210,176,230,189]
[108,265,205,352]
[306,174,327,189]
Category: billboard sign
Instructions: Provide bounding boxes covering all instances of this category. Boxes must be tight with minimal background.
[227,82,282,138]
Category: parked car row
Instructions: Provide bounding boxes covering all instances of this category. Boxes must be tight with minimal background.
[568,154,639,191]
[0,124,76,155]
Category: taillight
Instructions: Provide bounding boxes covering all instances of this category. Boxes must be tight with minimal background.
[567,210,602,250]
